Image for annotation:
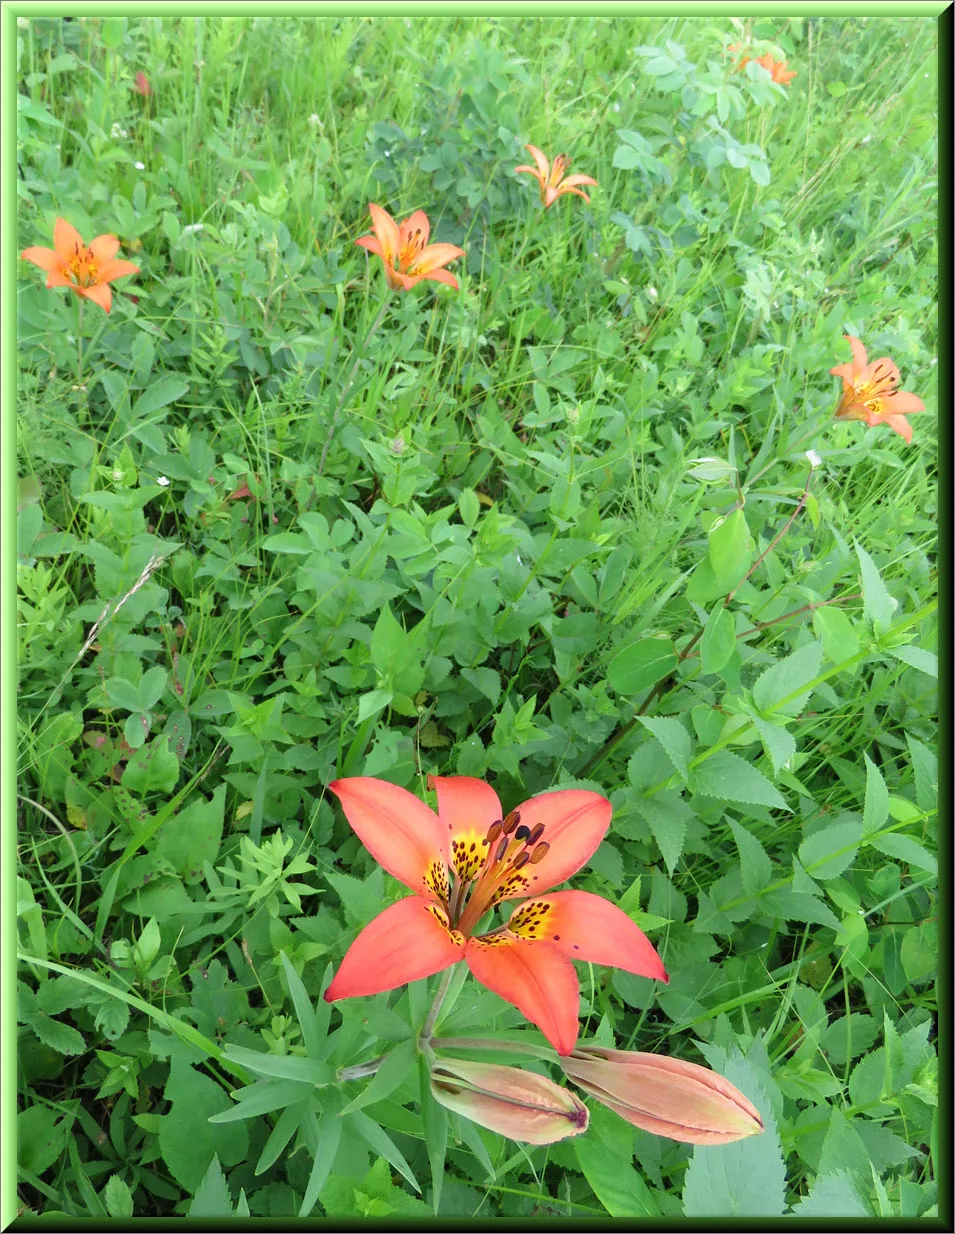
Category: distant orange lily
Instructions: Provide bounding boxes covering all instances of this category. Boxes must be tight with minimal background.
[515,144,598,209]
[830,334,924,443]
[739,52,797,86]
[20,218,139,313]
[356,204,465,291]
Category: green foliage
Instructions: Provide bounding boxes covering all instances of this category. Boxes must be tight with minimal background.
[15,9,937,1224]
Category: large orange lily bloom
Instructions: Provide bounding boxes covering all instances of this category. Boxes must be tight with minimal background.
[830,334,924,443]
[355,204,465,291]
[514,144,598,209]
[20,217,140,313]
[324,776,667,1055]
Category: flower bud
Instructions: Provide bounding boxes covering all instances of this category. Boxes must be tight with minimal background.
[560,1047,763,1146]
[430,1058,589,1145]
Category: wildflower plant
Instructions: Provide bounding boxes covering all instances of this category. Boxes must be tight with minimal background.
[14,11,937,1226]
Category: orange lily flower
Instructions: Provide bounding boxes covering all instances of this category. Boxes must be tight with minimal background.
[739,52,797,86]
[355,204,465,291]
[514,144,598,209]
[830,334,924,443]
[20,218,139,313]
[324,776,668,1055]
[561,1047,764,1145]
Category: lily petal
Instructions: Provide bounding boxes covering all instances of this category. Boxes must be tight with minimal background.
[506,890,668,983]
[498,790,611,899]
[44,270,74,290]
[881,391,924,416]
[416,268,459,290]
[429,775,503,884]
[842,334,868,373]
[80,282,112,312]
[555,186,591,203]
[325,895,464,1001]
[829,363,857,382]
[20,245,62,274]
[329,777,449,897]
[368,203,400,267]
[559,174,598,189]
[356,234,385,258]
[466,937,579,1054]
[514,164,544,182]
[881,414,914,443]
[398,209,430,265]
[524,144,551,182]
[409,242,465,276]
[53,217,84,262]
[88,233,121,264]
[96,258,140,283]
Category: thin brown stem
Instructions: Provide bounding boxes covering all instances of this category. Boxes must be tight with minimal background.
[724,463,815,607]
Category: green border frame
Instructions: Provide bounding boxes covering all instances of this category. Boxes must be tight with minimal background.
[4,2,946,1230]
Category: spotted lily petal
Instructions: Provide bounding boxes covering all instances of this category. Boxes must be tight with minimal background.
[408,242,466,276]
[329,778,449,899]
[88,233,122,264]
[429,775,503,885]
[53,217,84,262]
[505,890,668,983]
[497,790,611,900]
[325,896,464,1001]
[466,937,580,1054]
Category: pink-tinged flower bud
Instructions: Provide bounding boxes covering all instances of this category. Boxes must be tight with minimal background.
[134,71,152,97]
[560,1047,763,1146]
[430,1058,589,1145]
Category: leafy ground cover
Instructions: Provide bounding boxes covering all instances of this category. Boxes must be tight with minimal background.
[14,11,940,1223]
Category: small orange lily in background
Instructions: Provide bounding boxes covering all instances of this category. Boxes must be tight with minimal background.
[830,334,925,443]
[561,1047,764,1145]
[355,204,465,291]
[324,776,668,1055]
[515,144,598,208]
[739,52,797,86]
[20,218,139,313]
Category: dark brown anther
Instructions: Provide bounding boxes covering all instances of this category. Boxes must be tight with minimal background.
[514,824,531,842]
[486,820,503,844]
[529,842,550,864]
[495,836,509,862]
[528,823,545,845]
[502,810,521,835]
[512,852,530,870]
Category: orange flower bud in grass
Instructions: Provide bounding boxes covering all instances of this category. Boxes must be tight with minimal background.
[430,1058,588,1145]
[560,1048,763,1146]
[830,334,924,443]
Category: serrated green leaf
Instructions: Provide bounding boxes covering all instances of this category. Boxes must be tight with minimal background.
[103,1174,134,1218]
[30,1014,86,1056]
[131,376,190,420]
[798,816,863,881]
[187,1155,233,1217]
[682,1052,785,1217]
[752,642,823,718]
[866,832,936,876]
[792,1170,872,1216]
[753,717,795,776]
[862,754,888,837]
[691,750,789,810]
[637,794,691,875]
[855,541,896,630]
[728,819,772,895]
[636,716,692,780]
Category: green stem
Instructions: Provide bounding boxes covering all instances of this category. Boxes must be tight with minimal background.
[419,967,456,1047]
[430,1035,560,1062]
[76,297,84,384]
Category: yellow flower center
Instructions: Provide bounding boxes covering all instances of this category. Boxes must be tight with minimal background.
[67,245,98,287]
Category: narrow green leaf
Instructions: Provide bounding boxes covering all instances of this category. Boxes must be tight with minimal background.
[347,1108,421,1192]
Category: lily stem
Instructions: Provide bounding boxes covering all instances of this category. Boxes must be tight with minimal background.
[317,293,391,476]
[337,1054,388,1083]
[76,298,84,384]
[431,1036,560,1062]
[419,966,456,1047]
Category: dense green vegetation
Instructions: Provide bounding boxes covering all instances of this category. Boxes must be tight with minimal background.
[15,12,938,1222]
